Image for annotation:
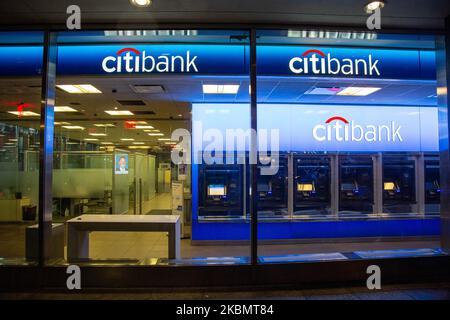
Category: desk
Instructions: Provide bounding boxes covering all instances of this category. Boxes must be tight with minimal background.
[66,214,180,262]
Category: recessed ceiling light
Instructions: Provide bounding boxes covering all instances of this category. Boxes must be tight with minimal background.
[62,125,85,130]
[94,123,116,127]
[364,1,385,13]
[158,138,172,141]
[128,146,151,149]
[336,87,381,96]
[89,133,107,136]
[54,106,78,112]
[130,0,152,7]
[8,111,40,117]
[202,84,240,94]
[84,138,99,141]
[54,121,71,125]
[134,125,154,129]
[101,142,114,145]
[133,142,145,145]
[144,129,160,132]
[148,133,164,136]
[130,84,164,93]
[57,84,102,94]
[120,138,135,141]
[105,110,134,116]
[164,142,177,145]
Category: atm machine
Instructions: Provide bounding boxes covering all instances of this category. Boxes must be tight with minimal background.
[294,155,331,217]
[339,156,373,215]
[198,157,246,219]
[257,154,288,218]
[382,155,416,214]
[424,154,440,215]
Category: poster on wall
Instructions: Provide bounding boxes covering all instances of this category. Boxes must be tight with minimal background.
[114,153,129,175]
[172,181,184,216]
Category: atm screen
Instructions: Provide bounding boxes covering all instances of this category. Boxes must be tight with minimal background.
[258,183,270,192]
[298,183,313,192]
[384,182,396,191]
[341,183,354,191]
[208,184,226,196]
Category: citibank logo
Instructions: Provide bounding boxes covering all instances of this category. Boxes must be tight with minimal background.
[102,47,199,73]
[289,49,380,76]
[312,116,402,142]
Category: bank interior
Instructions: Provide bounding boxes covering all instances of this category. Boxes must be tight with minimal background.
[0,30,442,265]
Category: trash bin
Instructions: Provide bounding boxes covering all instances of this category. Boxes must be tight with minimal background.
[22,205,37,221]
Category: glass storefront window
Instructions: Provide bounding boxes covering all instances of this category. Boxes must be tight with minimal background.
[50,30,251,266]
[0,28,446,269]
[0,32,44,264]
[255,29,441,262]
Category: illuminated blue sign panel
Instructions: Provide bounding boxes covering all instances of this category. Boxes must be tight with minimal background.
[0,44,436,80]
[0,46,43,76]
[57,44,247,75]
[192,103,439,153]
[257,46,436,80]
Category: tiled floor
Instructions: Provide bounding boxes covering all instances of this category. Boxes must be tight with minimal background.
[0,222,440,261]
[0,193,442,261]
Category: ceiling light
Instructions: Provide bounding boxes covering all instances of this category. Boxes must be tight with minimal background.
[84,138,99,141]
[158,138,171,141]
[164,142,177,145]
[364,1,385,13]
[62,125,85,130]
[8,111,40,116]
[126,121,147,124]
[94,123,116,127]
[129,146,151,149]
[148,133,164,136]
[101,142,114,145]
[89,133,107,136]
[336,87,381,96]
[57,84,102,94]
[54,122,71,125]
[202,84,240,94]
[130,84,164,93]
[133,142,145,145]
[105,110,134,116]
[134,125,154,129]
[54,106,78,112]
[120,138,135,141]
[144,129,160,132]
[130,0,152,8]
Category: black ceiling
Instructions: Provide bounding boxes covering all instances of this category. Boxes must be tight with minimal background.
[0,0,450,31]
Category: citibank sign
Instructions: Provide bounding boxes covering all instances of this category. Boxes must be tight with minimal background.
[289,49,380,76]
[101,47,199,73]
[312,116,402,143]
